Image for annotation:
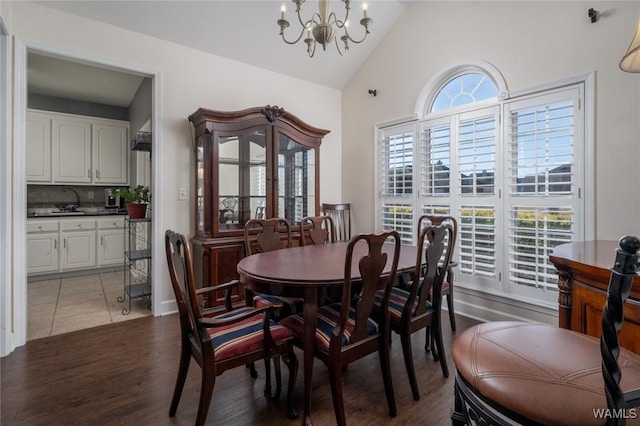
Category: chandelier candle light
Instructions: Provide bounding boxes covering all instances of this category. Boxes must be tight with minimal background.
[277,0,372,57]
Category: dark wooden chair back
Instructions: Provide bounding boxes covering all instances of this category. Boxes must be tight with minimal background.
[322,203,351,242]
[165,230,299,425]
[416,214,458,331]
[244,218,292,255]
[418,214,457,257]
[338,231,401,349]
[300,215,336,246]
[410,221,455,318]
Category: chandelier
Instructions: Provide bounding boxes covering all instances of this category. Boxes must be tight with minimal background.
[277,0,372,57]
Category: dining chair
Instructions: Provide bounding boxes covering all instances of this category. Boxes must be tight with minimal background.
[280,230,401,426]
[418,214,458,331]
[244,218,304,317]
[322,203,352,242]
[300,215,336,246]
[375,220,454,401]
[452,235,640,425]
[164,230,298,425]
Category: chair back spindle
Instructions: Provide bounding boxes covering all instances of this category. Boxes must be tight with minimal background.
[322,203,351,242]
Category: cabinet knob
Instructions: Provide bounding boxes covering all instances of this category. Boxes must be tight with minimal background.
[77,224,82,228]
[37,226,42,230]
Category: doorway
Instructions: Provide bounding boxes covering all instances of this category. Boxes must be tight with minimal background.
[10,42,162,350]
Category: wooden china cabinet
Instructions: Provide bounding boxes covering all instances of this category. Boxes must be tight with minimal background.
[188,105,329,306]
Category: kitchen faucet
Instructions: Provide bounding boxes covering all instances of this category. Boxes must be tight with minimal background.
[62,186,81,207]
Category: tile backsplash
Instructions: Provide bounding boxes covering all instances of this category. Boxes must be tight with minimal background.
[27,185,127,209]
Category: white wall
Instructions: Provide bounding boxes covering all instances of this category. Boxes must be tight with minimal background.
[7,2,342,326]
[343,1,640,240]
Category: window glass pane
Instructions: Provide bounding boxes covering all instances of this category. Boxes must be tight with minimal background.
[380,131,413,196]
[459,206,495,277]
[380,203,413,244]
[509,101,574,195]
[508,207,573,290]
[458,116,495,194]
[421,125,450,195]
[431,72,499,112]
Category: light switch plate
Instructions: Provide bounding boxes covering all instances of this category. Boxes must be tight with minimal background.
[178,187,187,200]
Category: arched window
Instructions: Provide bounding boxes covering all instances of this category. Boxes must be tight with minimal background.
[431,72,499,112]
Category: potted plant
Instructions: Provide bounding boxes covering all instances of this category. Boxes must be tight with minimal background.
[114,185,150,219]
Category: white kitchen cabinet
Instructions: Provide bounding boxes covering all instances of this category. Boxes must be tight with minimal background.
[59,219,96,271]
[52,117,92,183]
[97,217,126,267]
[27,109,129,185]
[93,122,128,184]
[26,112,52,182]
[26,220,59,274]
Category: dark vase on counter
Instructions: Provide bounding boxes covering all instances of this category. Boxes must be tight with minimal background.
[126,203,147,219]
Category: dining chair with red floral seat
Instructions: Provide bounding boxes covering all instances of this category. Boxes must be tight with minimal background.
[280,230,401,426]
[165,230,298,426]
[375,220,454,401]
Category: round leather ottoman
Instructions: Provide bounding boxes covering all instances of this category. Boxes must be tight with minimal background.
[452,321,640,425]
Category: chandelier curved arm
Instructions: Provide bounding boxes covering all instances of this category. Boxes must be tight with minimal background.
[340,17,372,44]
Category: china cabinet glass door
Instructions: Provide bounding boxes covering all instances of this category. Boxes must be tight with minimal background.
[277,132,316,224]
[217,129,267,232]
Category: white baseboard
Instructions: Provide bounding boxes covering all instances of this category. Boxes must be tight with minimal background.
[448,286,558,326]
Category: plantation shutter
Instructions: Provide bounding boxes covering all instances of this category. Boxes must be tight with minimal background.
[378,122,416,243]
[505,87,582,293]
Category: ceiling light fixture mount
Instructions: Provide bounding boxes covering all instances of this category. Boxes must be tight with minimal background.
[278,0,372,57]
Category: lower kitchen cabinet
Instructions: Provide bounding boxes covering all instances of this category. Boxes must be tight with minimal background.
[60,219,96,270]
[27,220,59,274]
[27,216,126,276]
[97,217,126,267]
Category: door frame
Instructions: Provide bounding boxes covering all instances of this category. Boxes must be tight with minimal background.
[6,38,163,355]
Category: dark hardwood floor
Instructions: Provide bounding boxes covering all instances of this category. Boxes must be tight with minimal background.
[1,312,479,425]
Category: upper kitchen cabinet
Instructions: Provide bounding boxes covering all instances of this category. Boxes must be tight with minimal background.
[92,123,129,184]
[26,111,52,182]
[27,109,129,185]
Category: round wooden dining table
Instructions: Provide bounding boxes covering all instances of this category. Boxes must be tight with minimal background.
[237,241,420,426]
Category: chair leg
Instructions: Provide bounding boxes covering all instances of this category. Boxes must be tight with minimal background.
[379,337,397,416]
[272,356,282,400]
[446,290,457,331]
[196,365,216,426]
[432,315,449,378]
[169,343,191,416]
[328,361,347,426]
[282,348,299,419]
[263,358,272,396]
[401,331,420,401]
[247,362,258,378]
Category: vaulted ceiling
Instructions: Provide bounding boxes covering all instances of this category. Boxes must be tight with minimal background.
[29,1,407,107]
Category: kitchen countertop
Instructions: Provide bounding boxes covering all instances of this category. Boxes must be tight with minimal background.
[27,209,127,218]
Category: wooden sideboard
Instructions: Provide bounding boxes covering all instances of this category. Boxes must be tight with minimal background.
[549,240,640,354]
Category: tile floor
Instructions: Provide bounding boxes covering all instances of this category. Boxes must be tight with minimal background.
[27,271,151,341]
